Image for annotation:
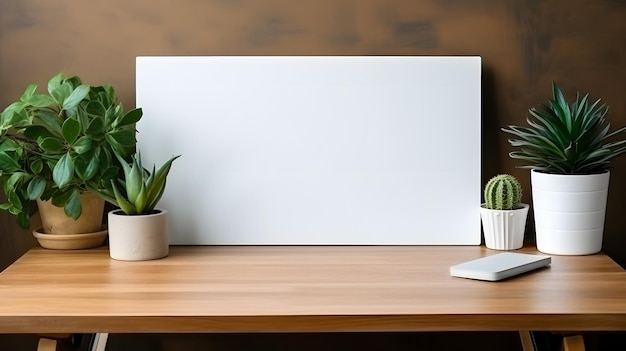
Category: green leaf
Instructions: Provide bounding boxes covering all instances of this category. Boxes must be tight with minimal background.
[62,84,90,110]
[47,74,63,96]
[1,105,30,130]
[50,188,74,207]
[39,137,64,153]
[23,125,56,141]
[125,155,143,204]
[75,151,99,180]
[72,136,94,154]
[146,155,180,210]
[100,166,119,181]
[4,172,25,198]
[134,184,148,214]
[62,118,81,144]
[64,189,82,219]
[0,152,21,172]
[27,94,56,107]
[52,153,74,188]
[26,177,47,200]
[86,116,105,138]
[85,100,106,117]
[116,108,143,127]
[20,84,37,101]
[107,130,137,147]
[34,109,63,136]
[7,189,22,210]
[50,82,72,106]
[30,158,43,174]
[111,180,136,214]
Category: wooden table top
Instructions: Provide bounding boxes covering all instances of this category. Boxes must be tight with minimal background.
[0,245,625,333]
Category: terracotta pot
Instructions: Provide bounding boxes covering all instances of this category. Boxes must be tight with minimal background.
[37,192,105,234]
[34,192,107,249]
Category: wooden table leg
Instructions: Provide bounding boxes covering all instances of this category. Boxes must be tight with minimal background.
[519,330,535,351]
[562,335,585,351]
[37,338,58,351]
[92,333,109,351]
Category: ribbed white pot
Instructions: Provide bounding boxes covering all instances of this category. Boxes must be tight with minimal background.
[108,209,169,261]
[480,204,529,250]
[531,169,609,255]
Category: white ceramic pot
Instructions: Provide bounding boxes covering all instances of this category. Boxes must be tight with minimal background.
[108,209,169,261]
[480,204,529,250]
[531,169,609,255]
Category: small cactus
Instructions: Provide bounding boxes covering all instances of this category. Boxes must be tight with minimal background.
[484,174,522,210]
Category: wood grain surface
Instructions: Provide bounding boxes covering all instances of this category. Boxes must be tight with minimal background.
[0,246,625,334]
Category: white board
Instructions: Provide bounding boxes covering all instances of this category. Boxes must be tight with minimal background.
[136,56,481,245]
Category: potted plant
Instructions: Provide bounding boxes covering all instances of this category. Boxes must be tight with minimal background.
[0,73,142,249]
[502,82,626,255]
[99,151,179,261]
[480,174,529,250]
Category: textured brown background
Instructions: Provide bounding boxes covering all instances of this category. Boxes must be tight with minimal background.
[1,0,626,349]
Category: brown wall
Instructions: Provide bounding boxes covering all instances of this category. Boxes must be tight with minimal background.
[1,0,626,349]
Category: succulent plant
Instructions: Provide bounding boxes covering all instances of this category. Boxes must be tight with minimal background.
[97,151,180,215]
[483,174,522,210]
[502,82,626,174]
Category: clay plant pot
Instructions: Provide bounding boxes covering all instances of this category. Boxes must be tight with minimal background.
[33,192,107,250]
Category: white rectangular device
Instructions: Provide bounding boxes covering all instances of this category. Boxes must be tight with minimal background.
[136,56,482,245]
[450,252,552,281]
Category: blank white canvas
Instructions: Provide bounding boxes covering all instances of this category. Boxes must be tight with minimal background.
[136,56,481,245]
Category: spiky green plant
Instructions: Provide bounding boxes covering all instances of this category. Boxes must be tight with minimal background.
[98,151,180,215]
[501,82,626,174]
[483,174,522,210]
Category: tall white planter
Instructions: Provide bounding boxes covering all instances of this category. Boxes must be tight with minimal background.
[480,204,529,250]
[531,169,609,255]
[108,209,169,261]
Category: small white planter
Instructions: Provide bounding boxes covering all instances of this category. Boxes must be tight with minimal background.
[480,204,529,250]
[108,209,169,261]
[531,169,609,255]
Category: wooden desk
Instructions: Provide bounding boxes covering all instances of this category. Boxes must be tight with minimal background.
[0,246,625,348]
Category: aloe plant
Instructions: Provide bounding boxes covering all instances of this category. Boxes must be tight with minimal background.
[483,174,522,210]
[502,82,626,174]
[0,73,142,228]
[99,152,180,215]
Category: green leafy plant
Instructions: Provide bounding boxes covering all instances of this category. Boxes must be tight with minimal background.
[483,174,522,210]
[502,82,626,174]
[98,152,180,215]
[0,73,142,228]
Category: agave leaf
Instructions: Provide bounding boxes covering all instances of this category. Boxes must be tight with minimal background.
[134,183,148,214]
[554,90,573,135]
[125,155,143,204]
[113,151,132,179]
[145,155,180,210]
[111,180,136,214]
[604,125,626,139]
[526,117,567,148]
